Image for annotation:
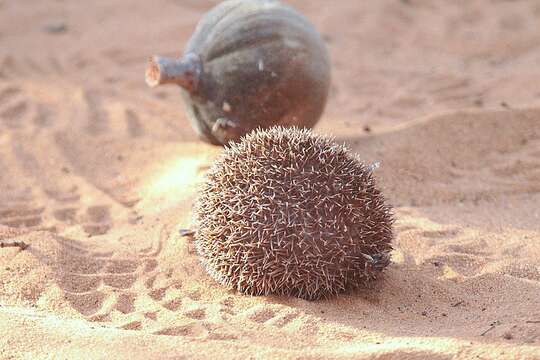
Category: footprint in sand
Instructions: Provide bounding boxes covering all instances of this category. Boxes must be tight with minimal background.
[0,94,29,129]
[81,205,112,236]
[0,206,44,229]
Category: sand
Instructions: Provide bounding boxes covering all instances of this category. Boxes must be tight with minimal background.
[0,0,539,359]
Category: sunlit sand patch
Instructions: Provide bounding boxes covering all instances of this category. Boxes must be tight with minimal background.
[439,265,464,283]
[137,144,221,214]
[390,249,405,265]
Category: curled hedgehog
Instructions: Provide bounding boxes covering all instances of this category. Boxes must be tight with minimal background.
[193,127,393,300]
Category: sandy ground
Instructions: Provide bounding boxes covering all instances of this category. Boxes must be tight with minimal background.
[0,0,539,359]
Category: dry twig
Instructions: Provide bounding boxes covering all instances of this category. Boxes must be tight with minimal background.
[0,240,28,250]
[480,321,501,336]
[179,229,195,237]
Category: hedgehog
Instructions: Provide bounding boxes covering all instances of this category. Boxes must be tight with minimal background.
[193,127,393,300]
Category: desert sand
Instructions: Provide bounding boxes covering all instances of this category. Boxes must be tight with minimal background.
[0,0,539,359]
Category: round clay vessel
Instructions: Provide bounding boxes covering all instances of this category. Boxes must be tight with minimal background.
[146,0,331,145]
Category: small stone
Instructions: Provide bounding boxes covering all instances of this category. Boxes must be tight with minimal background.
[43,22,68,34]
[503,332,513,340]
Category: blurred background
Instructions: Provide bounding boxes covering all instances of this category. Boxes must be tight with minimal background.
[1,0,539,216]
[2,0,540,139]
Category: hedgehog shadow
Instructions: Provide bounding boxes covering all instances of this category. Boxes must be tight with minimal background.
[262,260,468,338]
